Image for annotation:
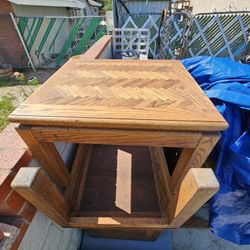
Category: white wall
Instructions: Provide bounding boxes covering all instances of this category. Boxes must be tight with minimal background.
[11,4,100,66]
[85,4,99,16]
[12,5,68,17]
[126,0,169,14]
[191,0,250,14]
[12,5,69,66]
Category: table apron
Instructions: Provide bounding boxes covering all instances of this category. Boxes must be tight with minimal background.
[27,126,204,148]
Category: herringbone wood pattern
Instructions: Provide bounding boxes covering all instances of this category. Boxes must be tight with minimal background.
[10,60,227,131]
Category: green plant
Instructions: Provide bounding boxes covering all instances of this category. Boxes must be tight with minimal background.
[0,78,11,87]
[0,94,16,131]
[100,0,112,11]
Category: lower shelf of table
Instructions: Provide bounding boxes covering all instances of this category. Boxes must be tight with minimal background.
[68,144,168,230]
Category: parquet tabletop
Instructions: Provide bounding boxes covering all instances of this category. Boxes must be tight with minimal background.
[9,59,227,131]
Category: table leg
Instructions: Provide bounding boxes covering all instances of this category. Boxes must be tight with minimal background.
[11,167,69,226]
[170,132,220,193]
[16,125,71,187]
[167,168,219,228]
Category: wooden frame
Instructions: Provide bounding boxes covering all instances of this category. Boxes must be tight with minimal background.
[16,127,71,187]
[12,124,220,235]
[16,125,219,194]
[27,126,202,148]
[68,144,168,230]
[11,167,69,226]
[9,45,226,241]
[12,160,219,231]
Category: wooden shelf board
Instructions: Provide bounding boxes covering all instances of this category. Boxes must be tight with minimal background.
[70,145,168,228]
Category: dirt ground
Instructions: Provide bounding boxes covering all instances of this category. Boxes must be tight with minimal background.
[24,68,56,85]
[0,68,56,108]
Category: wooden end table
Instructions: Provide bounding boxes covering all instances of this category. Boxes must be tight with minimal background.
[10,59,227,238]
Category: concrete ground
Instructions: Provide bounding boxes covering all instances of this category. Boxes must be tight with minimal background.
[20,212,250,250]
[172,228,249,250]
[81,228,250,250]
[19,212,82,250]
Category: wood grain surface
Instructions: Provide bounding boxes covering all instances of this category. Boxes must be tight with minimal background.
[167,168,219,228]
[69,144,168,230]
[150,147,171,219]
[11,167,69,226]
[170,132,220,193]
[9,60,227,132]
[64,144,92,210]
[87,228,163,241]
[30,126,202,148]
[16,126,71,187]
[77,145,161,218]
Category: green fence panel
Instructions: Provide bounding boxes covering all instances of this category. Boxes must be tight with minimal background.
[91,25,107,45]
[48,19,66,56]
[17,17,28,34]
[27,18,44,52]
[14,15,106,68]
[72,17,103,56]
[36,18,56,58]
[55,18,85,66]
[25,18,37,45]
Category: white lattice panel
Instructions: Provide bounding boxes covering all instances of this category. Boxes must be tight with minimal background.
[112,28,150,58]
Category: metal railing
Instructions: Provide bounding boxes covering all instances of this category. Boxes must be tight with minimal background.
[118,10,250,61]
[158,11,250,61]
[13,15,107,68]
[1,11,250,68]
[185,12,250,61]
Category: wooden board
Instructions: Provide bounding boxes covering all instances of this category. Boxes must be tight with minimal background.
[30,126,202,148]
[64,144,92,210]
[9,60,227,132]
[167,168,219,228]
[73,145,161,219]
[87,229,162,241]
[68,144,169,231]
[11,167,69,226]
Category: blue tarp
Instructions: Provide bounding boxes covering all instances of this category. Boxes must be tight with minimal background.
[182,56,250,245]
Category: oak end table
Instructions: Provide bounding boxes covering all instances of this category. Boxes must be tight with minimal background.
[10,59,227,239]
